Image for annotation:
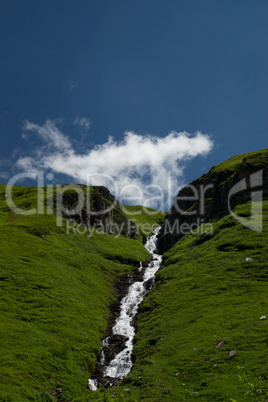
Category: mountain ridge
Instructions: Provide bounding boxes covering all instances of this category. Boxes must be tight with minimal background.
[0,148,267,401]
[158,148,268,254]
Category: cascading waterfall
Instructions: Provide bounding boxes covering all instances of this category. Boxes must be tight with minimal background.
[88,226,162,391]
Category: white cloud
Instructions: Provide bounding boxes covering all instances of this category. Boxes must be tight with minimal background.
[73,117,91,131]
[23,120,71,151]
[17,120,214,209]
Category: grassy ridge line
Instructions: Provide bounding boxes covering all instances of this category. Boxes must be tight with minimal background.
[158,148,268,255]
[0,184,163,401]
[94,201,268,401]
[207,147,268,174]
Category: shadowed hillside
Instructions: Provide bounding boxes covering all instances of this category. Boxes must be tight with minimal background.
[0,149,267,401]
[89,150,268,401]
[158,148,268,254]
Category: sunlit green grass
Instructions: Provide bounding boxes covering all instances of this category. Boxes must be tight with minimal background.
[0,149,267,401]
[209,148,267,174]
[0,184,154,401]
[92,201,268,401]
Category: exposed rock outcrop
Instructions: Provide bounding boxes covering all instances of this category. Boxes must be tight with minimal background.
[57,185,136,237]
[158,149,268,254]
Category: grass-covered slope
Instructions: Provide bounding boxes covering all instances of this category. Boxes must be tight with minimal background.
[100,201,267,401]
[123,205,166,242]
[89,150,268,401]
[159,148,268,253]
[1,150,267,401]
[0,184,160,401]
[208,148,267,175]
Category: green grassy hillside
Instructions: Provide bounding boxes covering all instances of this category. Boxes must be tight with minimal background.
[1,150,267,401]
[207,148,268,175]
[0,185,162,401]
[87,150,268,401]
[158,148,268,254]
[90,201,267,401]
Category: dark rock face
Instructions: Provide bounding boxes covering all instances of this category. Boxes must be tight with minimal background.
[107,269,142,335]
[91,376,121,389]
[141,260,151,267]
[143,277,155,291]
[158,149,268,254]
[89,264,144,386]
[92,334,129,382]
[59,185,136,237]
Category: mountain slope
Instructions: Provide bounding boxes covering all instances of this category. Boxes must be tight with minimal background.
[91,149,268,401]
[0,185,162,401]
[158,148,268,253]
[121,202,268,401]
[1,149,267,401]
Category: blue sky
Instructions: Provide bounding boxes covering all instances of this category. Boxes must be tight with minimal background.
[1,0,267,209]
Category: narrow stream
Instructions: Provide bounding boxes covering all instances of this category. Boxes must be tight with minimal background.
[88,226,162,391]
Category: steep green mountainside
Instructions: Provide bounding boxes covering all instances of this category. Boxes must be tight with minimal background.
[0,184,162,401]
[89,150,268,401]
[111,202,267,401]
[1,149,267,401]
[159,148,268,253]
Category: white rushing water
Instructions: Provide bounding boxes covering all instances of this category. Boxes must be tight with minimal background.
[88,226,162,390]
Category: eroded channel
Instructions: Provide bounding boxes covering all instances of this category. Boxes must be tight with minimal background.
[88,226,162,391]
